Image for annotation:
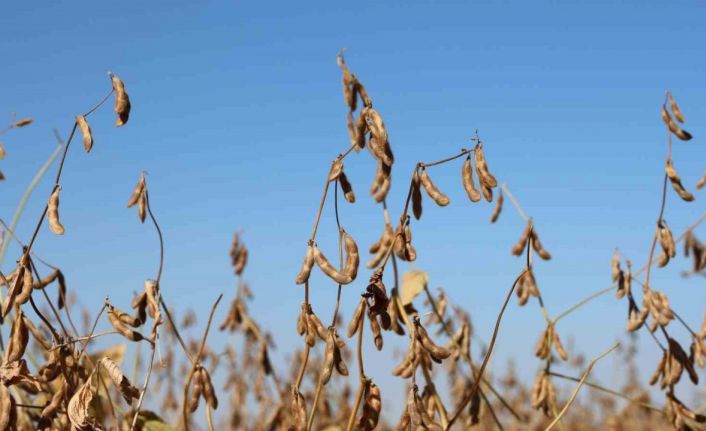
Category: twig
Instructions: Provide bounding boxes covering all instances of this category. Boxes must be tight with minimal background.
[445,269,525,430]
[543,342,620,431]
[0,143,62,266]
[501,183,530,222]
[547,371,663,413]
[345,300,367,431]
[181,294,223,431]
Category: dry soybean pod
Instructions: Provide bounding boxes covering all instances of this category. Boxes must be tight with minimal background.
[127,173,146,208]
[474,143,498,188]
[76,115,93,152]
[461,156,481,203]
[696,171,706,190]
[369,313,383,350]
[665,159,694,202]
[511,221,532,256]
[412,169,423,220]
[321,331,336,384]
[5,311,29,363]
[662,104,692,141]
[552,329,568,361]
[294,245,315,285]
[347,298,366,338]
[490,189,503,223]
[419,168,450,206]
[416,320,450,362]
[530,230,552,260]
[668,92,686,123]
[339,170,356,203]
[107,305,145,342]
[109,71,131,127]
[372,174,391,203]
[199,367,218,409]
[187,369,204,413]
[365,109,391,166]
[357,381,381,430]
[48,186,65,235]
[342,231,360,281]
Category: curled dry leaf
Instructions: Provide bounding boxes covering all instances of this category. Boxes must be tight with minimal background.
[76,115,93,152]
[48,186,65,235]
[401,270,428,306]
[109,72,131,127]
[99,357,139,404]
[67,375,98,430]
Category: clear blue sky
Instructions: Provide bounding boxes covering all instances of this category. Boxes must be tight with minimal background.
[1,0,705,416]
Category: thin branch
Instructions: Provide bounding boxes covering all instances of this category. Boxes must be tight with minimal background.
[547,371,663,413]
[500,183,530,222]
[181,294,223,431]
[543,343,620,431]
[445,269,525,430]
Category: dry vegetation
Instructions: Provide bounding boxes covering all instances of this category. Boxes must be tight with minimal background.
[0,55,705,430]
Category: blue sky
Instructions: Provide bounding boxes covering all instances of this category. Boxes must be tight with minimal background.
[1,0,705,418]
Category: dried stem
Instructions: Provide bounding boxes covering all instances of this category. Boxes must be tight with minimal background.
[445,269,525,430]
[548,371,663,413]
[543,343,620,431]
[345,315,367,431]
[181,294,223,431]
